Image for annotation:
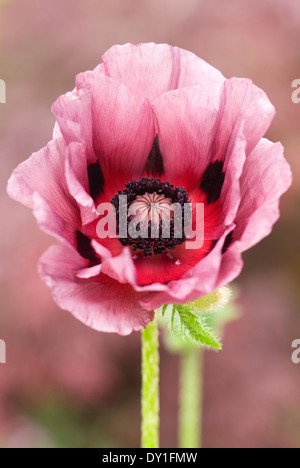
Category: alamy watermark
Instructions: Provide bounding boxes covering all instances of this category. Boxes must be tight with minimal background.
[0,79,6,104]
[291,79,300,104]
[95,198,205,250]
[0,339,6,364]
[291,339,300,364]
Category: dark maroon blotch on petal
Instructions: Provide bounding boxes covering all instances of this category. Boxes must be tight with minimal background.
[87,161,105,202]
[76,230,101,266]
[222,230,234,254]
[200,160,225,204]
[144,135,164,177]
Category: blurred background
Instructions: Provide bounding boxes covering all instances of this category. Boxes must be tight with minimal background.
[0,0,300,448]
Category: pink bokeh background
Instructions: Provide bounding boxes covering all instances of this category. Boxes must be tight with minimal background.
[1,0,300,448]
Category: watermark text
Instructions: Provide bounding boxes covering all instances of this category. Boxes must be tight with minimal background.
[95,199,204,250]
[291,79,300,104]
[0,339,6,364]
[0,79,6,104]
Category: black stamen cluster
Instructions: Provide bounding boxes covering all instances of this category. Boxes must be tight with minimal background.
[111,178,191,257]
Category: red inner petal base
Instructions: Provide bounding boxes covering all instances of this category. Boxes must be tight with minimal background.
[79,148,225,286]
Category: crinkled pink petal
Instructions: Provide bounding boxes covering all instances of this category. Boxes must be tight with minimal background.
[102,43,225,102]
[216,242,244,289]
[52,88,96,163]
[153,87,247,226]
[234,138,292,251]
[65,142,99,225]
[93,243,176,295]
[152,86,222,191]
[7,138,80,235]
[175,45,225,90]
[39,244,154,335]
[214,78,275,159]
[77,264,102,279]
[75,71,155,188]
[219,123,247,226]
[100,247,138,285]
[97,246,168,294]
[52,121,63,140]
[32,193,76,246]
[91,240,113,262]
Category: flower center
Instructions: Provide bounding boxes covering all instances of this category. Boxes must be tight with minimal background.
[111,178,191,257]
[128,192,173,228]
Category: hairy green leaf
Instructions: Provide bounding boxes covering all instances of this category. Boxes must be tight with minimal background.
[161,304,222,350]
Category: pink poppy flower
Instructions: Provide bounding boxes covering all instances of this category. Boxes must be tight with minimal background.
[7,43,292,335]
